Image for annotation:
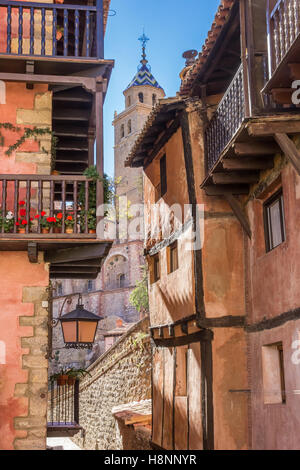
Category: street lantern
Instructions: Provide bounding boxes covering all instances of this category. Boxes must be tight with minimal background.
[59,294,102,349]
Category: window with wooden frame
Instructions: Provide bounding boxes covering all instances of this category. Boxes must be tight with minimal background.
[262,342,286,405]
[264,190,286,252]
[150,254,160,284]
[160,154,167,198]
[167,241,179,274]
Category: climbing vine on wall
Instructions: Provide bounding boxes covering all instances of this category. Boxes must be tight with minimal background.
[0,123,56,160]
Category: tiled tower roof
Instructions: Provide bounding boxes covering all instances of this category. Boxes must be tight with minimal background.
[126,63,163,90]
[126,32,163,90]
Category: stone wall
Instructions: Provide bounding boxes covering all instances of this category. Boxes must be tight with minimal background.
[71,317,151,450]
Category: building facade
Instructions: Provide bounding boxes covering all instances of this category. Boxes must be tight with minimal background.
[51,37,165,368]
[127,0,300,450]
[0,0,113,450]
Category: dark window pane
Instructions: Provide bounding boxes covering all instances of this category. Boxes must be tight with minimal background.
[160,155,167,197]
[264,191,286,252]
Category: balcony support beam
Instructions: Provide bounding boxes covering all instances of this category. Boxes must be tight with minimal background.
[222,157,274,171]
[224,194,251,239]
[28,242,38,263]
[212,172,259,185]
[234,142,279,156]
[274,133,300,176]
[0,72,97,93]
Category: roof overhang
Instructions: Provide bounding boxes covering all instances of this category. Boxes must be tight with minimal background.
[125,98,187,169]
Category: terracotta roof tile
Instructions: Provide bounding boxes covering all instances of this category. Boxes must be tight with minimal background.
[180,0,235,96]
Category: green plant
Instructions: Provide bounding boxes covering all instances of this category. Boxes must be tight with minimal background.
[129,265,149,315]
[78,166,114,215]
[65,215,75,229]
[66,368,91,379]
[0,211,15,233]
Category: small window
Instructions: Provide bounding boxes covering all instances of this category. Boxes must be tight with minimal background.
[138,92,144,103]
[160,154,167,197]
[127,120,132,134]
[264,190,286,252]
[262,342,286,404]
[87,280,93,292]
[56,283,63,296]
[150,254,160,284]
[118,274,125,288]
[152,94,157,107]
[127,96,131,107]
[120,124,125,139]
[168,241,179,273]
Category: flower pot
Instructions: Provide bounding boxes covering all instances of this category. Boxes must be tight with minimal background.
[18,228,26,234]
[55,0,64,3]
[56,31,63,41]
[41,228,49,234]
[57,375,68,386]
[65,227,74,234]
[51,170,60,175]
[89,229,96,234]
[53,227,61,234]
[67,377,76,386]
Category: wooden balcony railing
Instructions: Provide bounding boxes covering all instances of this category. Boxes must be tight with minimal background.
[0,0,104,60]
[268,0,300,74]
[0,174,98,237]
[205,64,245,172]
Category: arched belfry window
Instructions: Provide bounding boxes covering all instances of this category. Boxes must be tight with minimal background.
[128,120,132,134]
[138,92,144,103]
[120,124,125,139]
[152,94,157,107]
[127,96,131,107]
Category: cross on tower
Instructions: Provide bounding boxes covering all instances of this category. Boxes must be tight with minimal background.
[138,31,150,62]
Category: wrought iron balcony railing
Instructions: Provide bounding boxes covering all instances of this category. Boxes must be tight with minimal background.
[205,64,245,172]
[48,378,80,432]
[0,0,104,60]
[0,174,98,237]
[267,0,300,75]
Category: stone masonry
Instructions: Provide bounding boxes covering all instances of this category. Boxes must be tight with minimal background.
[70,317,151,450]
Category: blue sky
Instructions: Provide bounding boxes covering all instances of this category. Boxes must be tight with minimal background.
[103,0,220,176]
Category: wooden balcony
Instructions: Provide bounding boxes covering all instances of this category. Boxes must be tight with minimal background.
[202,57,300,237]
[0,0,108,76]
[205,64,245,173]
[265,0,300,101]
[0,174,112,278]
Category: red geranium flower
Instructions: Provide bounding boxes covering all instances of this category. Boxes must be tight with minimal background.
[19,201,25,206]
[21,220,28,225]
[16,222,20,226]
[56,213,63,220]
[20,208,26,217]
[35,214,40,219]
[41,211,46,217]
[67,216,73,221]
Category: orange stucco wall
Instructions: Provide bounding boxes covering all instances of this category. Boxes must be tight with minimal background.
[0,252,48,450]
[0,80,50,449]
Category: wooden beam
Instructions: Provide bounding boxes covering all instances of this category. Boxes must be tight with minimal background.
[212,172,259,185]
[274,133,300,175]
[0,72,97,93]
[234,142,279,156]
[222,157,274,171]
[28,242,38,263]
[224,194,252,238]
[45,242,110,264]
[204,185,250,196]
[248,121,300,137]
